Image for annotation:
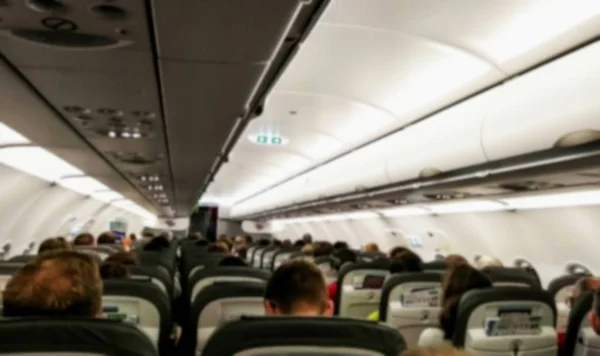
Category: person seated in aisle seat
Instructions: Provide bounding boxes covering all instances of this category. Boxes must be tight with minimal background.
[143,236,171,251]
[294,240,306,247]
[207,242,229,254]
[301,244,314,254]
[2,250,102,317]
[195,238,210,246]
[560,277,600,346]
[234,235,245,249]
[236,245,248,260]
[327,248,358,301]
[364,242,380,253]
[38,237,70,254]
[105,251,138,265]
[100,261,130,279]
[264,259,333,317]
[401,345,474,356]
[313,241,334,257]
[302,233,313,244]
[73,232,95,246]
[333,241,348,250]
[272,239,283,248]
[418,264,492,347]
[368,249,424,320]
[282,239,292,248]
[446,254,469,266]
[389,246,411,258]
[97,231,117,245]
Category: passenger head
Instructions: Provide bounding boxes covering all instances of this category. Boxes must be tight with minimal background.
[401,346,474,356]
[302,233,313,244]
[301,244,314,254]
[207,243,229,254]
[244,235,253,245]
[446,254,469,267]
[364,242,380,253]
[96,231,116,245]
[99,261,130,279]
[440,264,492,339]
[272,239,283,248]
[234,235,245,246]
[37,238,69,254]
[73,232,95,246]
[128,233,137,242]
[571,277,600,306]
[195,238,210,246]
[589,289,600,335]
[333,241,348,250]
[331,248,357,271]
[236,245,248,260]
[143,236,170,251]
[389,246,410,258]
[55,236,68,246]
[293,240,306,247]
[3,250,102,317]
[282,239,292,248]
[313,241,334,257]
[105,251,138,265]
[218,236,233,251]
[390,250,423,274]
[264,260,333,317]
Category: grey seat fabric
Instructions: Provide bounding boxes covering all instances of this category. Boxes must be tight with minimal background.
[564,291,600,356]
[187,267,271,304]
[482,266,541,288]
[271,247,300,270]
[0,317,158,356]
[335,260,390,318]
[202,316,407,356]
[547,273,589,333]
[453,287,557,355]
[379,272,443,347]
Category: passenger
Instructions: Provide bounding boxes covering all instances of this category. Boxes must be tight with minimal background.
[588,289,600,336]
[55,236,69,247]
[368,250,423,320]
[258,238,270,247]
[158,230,173,242]
[195,238,210,246]
[73,232,95,246]
[560,277,600,347]
[418,264,492,346]
[105,251,138,265]
[236,245,248,260]
[218,236,233,252]
[264,259,333,316]
[364,242,380,253]
[37,238,69,254]
[234,235,245,247]
[99,261,130,279]
[244,235,253,245]
[302,233,313,244]
[96,231,116,245]
[327,248,358,301]
[272,239,283,247]
[333,241,348,250]
[313,241,334,257]
[143,236,170,251]
[301,244,314,254]
[293,240,306,247]
[401,346,474,356]
[389,246,410,258]
[446,254,469,266]
[2,250,102,317]
[282,239,292,248]
[206,243,229,254]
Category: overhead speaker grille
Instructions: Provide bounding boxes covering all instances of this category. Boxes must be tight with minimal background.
[6,29,132,50]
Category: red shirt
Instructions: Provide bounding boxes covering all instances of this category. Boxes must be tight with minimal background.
[558,331,565,352]
[328,282,337,302]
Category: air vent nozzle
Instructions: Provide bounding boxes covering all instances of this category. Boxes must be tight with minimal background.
[6,29,132,50]
[26,0,66,13]
[89,4,128,21]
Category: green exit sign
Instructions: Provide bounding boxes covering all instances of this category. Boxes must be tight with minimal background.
[255,134,284,145]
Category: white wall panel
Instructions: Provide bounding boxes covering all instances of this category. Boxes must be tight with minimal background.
[272,205,600,287]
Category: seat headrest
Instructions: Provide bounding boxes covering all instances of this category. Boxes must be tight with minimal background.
[189,267,271,284]
[453,286,556,346]
[422,260,448,271]
[482,267,541,288]
[0,317,158,355]
[202,316,406,356]
[379,271,443,320]
[547,273,589,298]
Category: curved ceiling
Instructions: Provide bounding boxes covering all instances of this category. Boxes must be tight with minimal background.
[203,0,600,208]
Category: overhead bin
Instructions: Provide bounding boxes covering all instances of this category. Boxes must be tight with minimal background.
[482,41,600,161]
[384,90,491,183]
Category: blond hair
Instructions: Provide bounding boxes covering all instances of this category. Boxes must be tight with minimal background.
[364,242,379,253]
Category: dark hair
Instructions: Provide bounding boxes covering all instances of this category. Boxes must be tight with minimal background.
[3,250,102,317]
[128,233,137,242]
[105,251,138,265]
[207,243,229,254]
[73,233,94,246]
[282,239,292,248]
[440,264,492,339]
[236,245,248,260]
[272,239,283,247]
[313,242,334,258]
[258,239,270,247]
[38,238,69,254]
[244,235,253,244]
[333,241,348,250]
[265,259,327,315]
[96,232,116,245]
[302,233,313,243]
[293,240,306,247]
[143,236,170,251]
[389,250,423,274]
[195,238,209,246]
[331,248,357,271]
[446,254,468,266]
[389,246,410,259]
[100,261,130,279]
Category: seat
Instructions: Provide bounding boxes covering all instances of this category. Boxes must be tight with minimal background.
[102,278,172,355]
[74,246,110,261]
[187,267,271,303]
[251,246,267,268]
[548,273,589,334]
[186,253,229,280]
[314,256,338,285]
[0,317,158,355]
[7,255,35,263]
[260,247,279,270]
[137,251,176,277]
[246,245,258,264]
[271,247,300,270]
[359,251,387,262]
[202,316,407,356]
[453,287,557,355]
[178,282,266,356]
[256,246,276,269]
[334,260,390,318]
[422,260,448,271]
[379,272,443,347]
[130,265,173,297]
[563,291,600,356]
[482,266,541,288]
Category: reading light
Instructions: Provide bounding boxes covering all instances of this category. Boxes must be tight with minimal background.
[92,190,124,203]
[502,189,600,210]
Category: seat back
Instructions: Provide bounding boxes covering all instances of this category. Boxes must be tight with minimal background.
[483,267,541,288]
[335,260,389,318]
[246,245,258,264]
[129,265,172,297]
[261,247,279,270]
[547,273,589,333]
[202,316,407,356]
[422,260,448,271]
[453,287,557,356]
[379,272,442,347]
[0,317,158,355]
[251,246,267,268]
[7,255,35,263]
[564,292,600,356]
[188,267,271,302]
[102,279,171,354]
[179,282,266,355]
[358,251,387,262]
[271,247,300,270]
[314,256,338,285]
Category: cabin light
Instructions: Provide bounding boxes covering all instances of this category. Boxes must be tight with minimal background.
[0,146,83,182]
[0,122,30,145]
[502,189,600,210]
[92,190,124,203]
[108,130,117,138]
[58,176,109,196]
[121,131,131,138]
[132,132,142,139]
[428,200,507,214]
